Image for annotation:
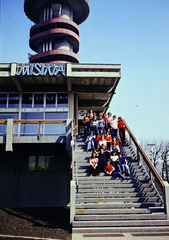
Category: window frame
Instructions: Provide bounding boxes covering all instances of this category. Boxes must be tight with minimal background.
[28,152,55,172]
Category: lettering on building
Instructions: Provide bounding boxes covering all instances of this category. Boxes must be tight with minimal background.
[16,63,66,76]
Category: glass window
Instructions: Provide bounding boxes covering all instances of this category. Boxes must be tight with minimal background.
[34,94,44,107]
[0,112,18,136]
[57,93,68,108]
[21,112,43,119]
[28,153,54,172]
[0,112,19,119]
[0,124,6,135]
[37,154,54,171]
[8,93,19,108]
[22,93,32,108]
[46,93,56,107]
[44,112,67,134]
[28,154,36,171]
[45,112,68,119]
[21,112,43,135]
[0,94,7,108]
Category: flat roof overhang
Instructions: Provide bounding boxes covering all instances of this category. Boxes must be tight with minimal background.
[0,63,121,113]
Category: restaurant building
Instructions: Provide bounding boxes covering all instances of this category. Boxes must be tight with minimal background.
[0,0,121,207]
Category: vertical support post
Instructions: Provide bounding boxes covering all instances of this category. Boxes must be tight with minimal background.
[71,138,75,181]
[137,141,143,166]
[74,94,78,135]
[70,180,76,225]
[129,134,132,145]
[38,125,41,140]
[66,119,72,151]
[6,119,13,151]
[137,148,140,164]
[164,181,169,219]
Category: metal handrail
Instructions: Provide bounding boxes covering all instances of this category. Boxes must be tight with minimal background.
[71,119,78,182]
[124,119,165,192]
[0,119,67,123]
[71,119,75,181]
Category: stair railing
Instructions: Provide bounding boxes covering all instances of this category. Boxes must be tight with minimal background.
[71,119,75,181]
[123,119,169,219]
[70,119,76,225]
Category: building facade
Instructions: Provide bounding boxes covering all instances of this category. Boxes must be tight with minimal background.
[0,0,121,208]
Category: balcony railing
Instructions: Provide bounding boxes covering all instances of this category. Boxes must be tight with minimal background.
[0,119,67,137]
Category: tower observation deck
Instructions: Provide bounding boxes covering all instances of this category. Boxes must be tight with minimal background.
[24,0,89,63]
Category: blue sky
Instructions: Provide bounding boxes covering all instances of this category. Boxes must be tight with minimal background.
[1,0,169,142]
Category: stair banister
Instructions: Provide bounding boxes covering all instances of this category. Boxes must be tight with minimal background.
[70,119,76,225]
[124,119,169,218]
[124,119,164,192]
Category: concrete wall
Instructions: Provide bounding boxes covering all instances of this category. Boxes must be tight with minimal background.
[0,143,70,208]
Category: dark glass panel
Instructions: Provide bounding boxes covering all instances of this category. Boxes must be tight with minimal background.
[22,93,32,108]
[45,112,68,119]
[46,93,56,107]
[37,154,54,171]
[21,112,43,119]
[8,93,19,108]
[0,112,19,119]
[34,94,44,107]
[28,154,36,171]
[0,94,7,108]
[57,93,68,107]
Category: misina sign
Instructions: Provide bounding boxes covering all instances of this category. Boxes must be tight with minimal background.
[16,63,66,76]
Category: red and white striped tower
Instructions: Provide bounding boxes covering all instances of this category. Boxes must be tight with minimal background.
[24,0,89,63]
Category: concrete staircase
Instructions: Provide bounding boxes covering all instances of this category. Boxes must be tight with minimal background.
[72,135,169,234]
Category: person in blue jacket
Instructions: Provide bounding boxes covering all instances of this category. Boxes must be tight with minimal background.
[118,152,130,176]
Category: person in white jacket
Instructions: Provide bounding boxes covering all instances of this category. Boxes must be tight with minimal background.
[110,115,118,137]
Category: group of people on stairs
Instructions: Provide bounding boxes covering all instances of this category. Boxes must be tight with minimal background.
[83,111,130,179]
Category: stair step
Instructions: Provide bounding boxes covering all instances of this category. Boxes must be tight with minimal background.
[74,219,169,228]
[76,192,157,198]
[78,183,152,188]
[77,179,150,184]
[75,202,163,209]
[77,187,155,193]
[75,207,165,215]
[74,213,167,221]
[73,219,169,228]
[76,197,161,203]
[72,226,169,234]
[76,175,149,180]
[75,174,150,180]
[73,135,166,234]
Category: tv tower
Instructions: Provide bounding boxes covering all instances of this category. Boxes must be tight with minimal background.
[24,0,90,63]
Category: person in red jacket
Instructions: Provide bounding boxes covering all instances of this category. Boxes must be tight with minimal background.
[83,112,90,137]
[104,159,129,180]
[118,116,126,145]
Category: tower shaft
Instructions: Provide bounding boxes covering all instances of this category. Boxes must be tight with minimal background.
[24,0,89,63]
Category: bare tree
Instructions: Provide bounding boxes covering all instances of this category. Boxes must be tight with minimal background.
[141,139,163,173]
[161,142,169,182]
[141,139,169,182]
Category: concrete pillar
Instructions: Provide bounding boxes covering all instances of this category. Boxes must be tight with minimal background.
[6,119,13,151]
[74,93,78,135]
[164,181,169,219]
[68,93,74,119]
[70,180,76,225]
[66,119,72,151]
[11,63,17,76]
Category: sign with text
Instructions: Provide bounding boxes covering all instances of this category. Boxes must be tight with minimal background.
[16,63,66,76]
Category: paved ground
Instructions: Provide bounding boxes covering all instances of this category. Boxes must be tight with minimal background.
[0,236,60,240]
[0,208,71,240]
